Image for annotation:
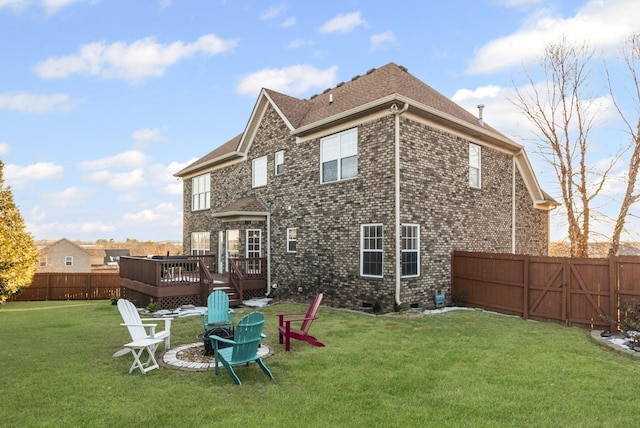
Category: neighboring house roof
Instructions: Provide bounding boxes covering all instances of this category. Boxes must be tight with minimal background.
[104,249,130,265]
[39,238,91,255]
[175,62,558,209]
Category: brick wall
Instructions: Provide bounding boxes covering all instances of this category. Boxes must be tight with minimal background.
[182,106,549,311]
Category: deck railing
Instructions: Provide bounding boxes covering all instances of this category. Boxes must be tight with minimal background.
[119,255,266,308]
[229,257,267,300]
[119,255,216,287]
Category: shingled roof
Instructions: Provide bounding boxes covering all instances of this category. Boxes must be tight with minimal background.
[211,196,270,218]
[176,62,502,176]
[268,62,487,131]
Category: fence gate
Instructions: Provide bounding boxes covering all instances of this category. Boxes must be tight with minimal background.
[452,252,620,330]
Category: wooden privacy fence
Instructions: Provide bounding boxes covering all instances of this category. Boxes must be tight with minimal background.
[10,272,120,301]
[451,251,640,331]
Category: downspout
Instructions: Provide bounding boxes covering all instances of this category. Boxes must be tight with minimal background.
[512,156,516,254]
[391,103,409,306]
[266,212,272,295]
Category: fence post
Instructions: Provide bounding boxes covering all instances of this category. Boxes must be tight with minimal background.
[562,259,569,325]
[609,258,618,333]
[45,274,50,301]
[523,255,529,320]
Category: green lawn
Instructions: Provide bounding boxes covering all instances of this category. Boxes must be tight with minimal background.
[1,300,638,427]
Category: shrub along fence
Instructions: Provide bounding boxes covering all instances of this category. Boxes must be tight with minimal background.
[9,272,120,302]
[451,251,640,331]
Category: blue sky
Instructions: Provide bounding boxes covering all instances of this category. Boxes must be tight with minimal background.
[2,0,640,243]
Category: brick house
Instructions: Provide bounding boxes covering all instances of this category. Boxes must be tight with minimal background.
[175,63,557,311]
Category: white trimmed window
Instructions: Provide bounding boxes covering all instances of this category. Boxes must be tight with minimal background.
[65,256,73,266]
[401,224,420,277]
[192,173,211,211]
[321,128,358,183]
[253,156,268,188]
[469,143,481,188]
[39,257,47,267]
[275,150,284,175]
[191,232,210,255]
[361,224,383,277]
[287,228,297,253]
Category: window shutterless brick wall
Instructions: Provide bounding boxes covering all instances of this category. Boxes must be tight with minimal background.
[182,106,549,311]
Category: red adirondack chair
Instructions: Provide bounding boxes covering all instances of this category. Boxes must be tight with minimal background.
[278,293,325,352]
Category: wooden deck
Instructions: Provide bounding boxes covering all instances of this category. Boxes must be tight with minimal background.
[118,256,266,309]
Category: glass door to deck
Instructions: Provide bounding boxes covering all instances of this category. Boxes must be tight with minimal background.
[246,229,262,274]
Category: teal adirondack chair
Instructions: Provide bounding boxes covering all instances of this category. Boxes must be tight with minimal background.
[210,311,274,385]
[201,290,234,334]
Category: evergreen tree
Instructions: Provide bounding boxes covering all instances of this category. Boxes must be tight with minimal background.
[0,160,38,304]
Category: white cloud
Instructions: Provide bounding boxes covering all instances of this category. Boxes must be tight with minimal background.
[237,64,338,97]
[132,126,169,148]
[42,0,84,14]
[451,82,615,140]
[0,0,92,14]
[4,162,64,187]
[260,4,285,21]
[154,201,177,213]
[28,221,116,237]
[289,39,310,49]
[145,162,183,195]
[468,0,640,74]
[452,85,503,102]
[34,34,239,84]
[319,11,366,34]
[77,150,147,170]
[0,0,28,12]
[30,205,47,222]
[43,186,95,207]
[122,201,181,228]
[282,17,296,28]
[0,92,73,113]
[84,168,145,190]
[451,84,524,134]
[122,209,161,223]
[370,31,397,51]
[0,142,10,156]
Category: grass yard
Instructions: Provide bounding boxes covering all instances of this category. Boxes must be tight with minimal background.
[1,300,639,427]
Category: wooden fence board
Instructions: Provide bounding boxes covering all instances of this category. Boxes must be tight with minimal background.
[451,251,640,331]
[9,272,120,302]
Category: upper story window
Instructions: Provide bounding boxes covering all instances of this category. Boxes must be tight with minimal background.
[65,256,73,266]
[191,232,210,255]
[321,128,358,183]
[469,143,481,188]
[360,223,383,278]
[39,257,47,267]
[287,227,297,253]
[192,173,211,211]
[275,150,284,175]
[401,224,420,277]
[253,155,267,188]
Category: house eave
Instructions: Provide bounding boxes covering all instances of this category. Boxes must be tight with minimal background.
[211,211,268,222]
[291,94,524,154]
[174,151,243,178]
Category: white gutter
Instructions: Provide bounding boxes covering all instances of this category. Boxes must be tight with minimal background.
[266,212,272,295]
[512,156,516,254]
[391,103,409,306]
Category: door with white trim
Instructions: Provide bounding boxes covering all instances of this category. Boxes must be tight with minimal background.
[225,229,239,274]
[246,229,262,274]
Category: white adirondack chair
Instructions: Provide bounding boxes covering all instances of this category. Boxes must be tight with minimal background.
[113,299,173,358]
